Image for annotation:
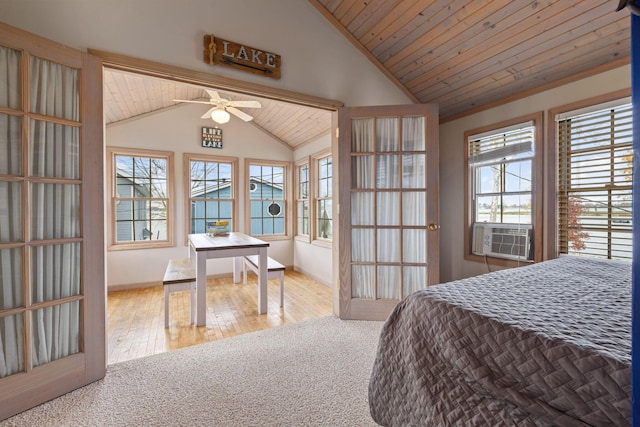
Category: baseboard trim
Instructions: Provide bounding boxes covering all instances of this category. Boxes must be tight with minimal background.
[293,266,330,287]
[108,272,231,292]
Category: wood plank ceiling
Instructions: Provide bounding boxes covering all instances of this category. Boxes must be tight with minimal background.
[103,69,332,149]
[104,1,631,146]
[309,0,631,121]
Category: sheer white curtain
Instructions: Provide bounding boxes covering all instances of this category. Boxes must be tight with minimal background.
[375,119,400,298]
[401,117,427,295]
[0,46,24,378]
[30,56,81,368]
[351,119,375,298]
[350,116,428,300]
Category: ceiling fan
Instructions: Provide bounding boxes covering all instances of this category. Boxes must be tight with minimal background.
[174,89,261,124]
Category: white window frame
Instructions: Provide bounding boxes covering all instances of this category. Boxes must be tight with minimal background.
[184,153,238,242]
[245,158,291,241]
[313,151,333,245]
[107,147,174,250]
[295,158,311,242]
[464,113,543,266]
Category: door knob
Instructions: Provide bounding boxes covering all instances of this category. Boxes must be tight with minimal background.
[428,224,440,231]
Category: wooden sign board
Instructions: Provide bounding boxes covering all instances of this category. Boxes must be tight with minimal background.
[202,127,223,149]
[203,34,281,80]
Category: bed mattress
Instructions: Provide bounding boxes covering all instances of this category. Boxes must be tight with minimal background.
[368,257,631,426]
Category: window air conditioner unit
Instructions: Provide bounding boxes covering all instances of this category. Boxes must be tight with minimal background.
[472,223,533,261]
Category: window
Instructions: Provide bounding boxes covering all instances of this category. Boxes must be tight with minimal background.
[469,123,534,225]
[295,160,310,238]
[108,147,173,249]
[464,113,542,265]
[316,155,332,240]
[246,159,289,238]
[556,99,632,260]
[185,154,238,235]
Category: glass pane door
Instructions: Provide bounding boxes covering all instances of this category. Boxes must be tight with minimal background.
[339,104,439,320]
[0,22,105,420]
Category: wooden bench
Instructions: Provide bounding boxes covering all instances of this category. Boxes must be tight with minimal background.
[242,255,285,307]
[162,258,196,328]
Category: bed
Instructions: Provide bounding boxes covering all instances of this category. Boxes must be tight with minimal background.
[368,257,631,426]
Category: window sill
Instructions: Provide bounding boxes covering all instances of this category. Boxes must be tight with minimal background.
[252,234,291,242]
[311,239,332,249]
[464,253,534,268]
[108,241,174,251]
[295,235,311,243]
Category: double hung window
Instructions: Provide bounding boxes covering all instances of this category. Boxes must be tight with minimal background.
[108,147,173,249]
[315,155,333,240]
[464,113,542,265]
[186,154,237,234]
[556,100,632,260]
[295,161,310,238]
[246,159,288,238]
[469,123,535,225]
[296,150,333,244]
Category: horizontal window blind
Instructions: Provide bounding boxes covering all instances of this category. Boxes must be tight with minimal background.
[469,123,534,166]
[557,102,632,260]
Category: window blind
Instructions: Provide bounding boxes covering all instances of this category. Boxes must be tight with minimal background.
[469,122,534,166]
[557,102,632,260]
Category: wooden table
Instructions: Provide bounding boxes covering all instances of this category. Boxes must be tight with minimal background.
[188,232,269,326]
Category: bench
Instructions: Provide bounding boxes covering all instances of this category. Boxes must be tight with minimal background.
[242,255,285,307]
[162,258,196,328]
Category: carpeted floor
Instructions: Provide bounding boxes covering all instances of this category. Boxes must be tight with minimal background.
[2,316,384,427]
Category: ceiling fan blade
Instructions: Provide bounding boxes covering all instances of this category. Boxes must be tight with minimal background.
[173,99,212,105]
[200,106,218,119]
[227,106,254,122]
[204,89,223,101]
[228,100,262,108]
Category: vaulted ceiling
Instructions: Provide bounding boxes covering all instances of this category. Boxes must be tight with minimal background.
[309,0,631,121]
[104,0,632,147]
[103,69,333,149]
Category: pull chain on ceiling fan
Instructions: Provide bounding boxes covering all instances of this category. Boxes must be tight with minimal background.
[173,89,262,124]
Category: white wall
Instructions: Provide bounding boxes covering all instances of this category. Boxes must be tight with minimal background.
[292,133,333,285]
[0,0,411,107]
[1,0,412,290]
[106,103,293,288]
[438,65,631,283]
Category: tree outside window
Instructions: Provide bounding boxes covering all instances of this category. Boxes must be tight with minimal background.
[109,148,173,249]
[187,157,235,234]
[316,156,332,240]
[470,125,534,225]
[296,162,310,238]
[557,101,632,259]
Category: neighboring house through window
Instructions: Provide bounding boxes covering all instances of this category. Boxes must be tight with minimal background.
[555,97,632,260]
[246,159,289,238]
[185,154,238,236]
[108,147,173,249]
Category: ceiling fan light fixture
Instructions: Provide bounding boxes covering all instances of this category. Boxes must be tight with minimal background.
[210,108,230,124]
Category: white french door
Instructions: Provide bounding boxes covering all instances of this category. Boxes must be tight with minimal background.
[337,104,439,320]
[0,22,105,420]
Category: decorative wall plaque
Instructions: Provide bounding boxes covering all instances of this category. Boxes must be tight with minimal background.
[202,127,223,149]
[203,34,281,80]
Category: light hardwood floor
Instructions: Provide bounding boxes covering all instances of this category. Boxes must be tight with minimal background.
[107,270,333,365]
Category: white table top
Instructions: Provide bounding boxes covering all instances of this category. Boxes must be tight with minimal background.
[188,232,269,252]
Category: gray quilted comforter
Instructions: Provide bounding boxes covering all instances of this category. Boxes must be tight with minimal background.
[369,257,631,426]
